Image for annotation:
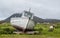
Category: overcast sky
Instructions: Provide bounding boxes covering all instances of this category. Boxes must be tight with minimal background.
[0,0,60,20]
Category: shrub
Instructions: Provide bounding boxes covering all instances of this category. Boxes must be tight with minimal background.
[0,27,15,34]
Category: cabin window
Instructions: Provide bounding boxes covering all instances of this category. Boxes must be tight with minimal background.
[24,12,32,18]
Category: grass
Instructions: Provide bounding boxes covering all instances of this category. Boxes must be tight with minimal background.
[0,34,60,38]
[0,23,60,38]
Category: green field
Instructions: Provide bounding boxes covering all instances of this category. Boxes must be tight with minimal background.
[0,34,60,38]
[0,23,60,38]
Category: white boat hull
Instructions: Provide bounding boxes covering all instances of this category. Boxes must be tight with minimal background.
[10,17,35,31]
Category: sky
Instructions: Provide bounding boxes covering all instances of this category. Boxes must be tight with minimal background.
[0,0,60,20]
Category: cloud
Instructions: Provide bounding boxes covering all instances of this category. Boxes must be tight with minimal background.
[0,0,60,20]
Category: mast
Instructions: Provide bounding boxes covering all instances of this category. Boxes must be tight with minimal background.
[29,8,31,13]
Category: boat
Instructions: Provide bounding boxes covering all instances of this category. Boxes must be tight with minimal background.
[10,10,35,32]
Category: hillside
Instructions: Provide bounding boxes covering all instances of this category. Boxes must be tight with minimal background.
[0,13,60,23]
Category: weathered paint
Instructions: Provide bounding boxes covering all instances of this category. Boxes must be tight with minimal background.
[10,17,29,29]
